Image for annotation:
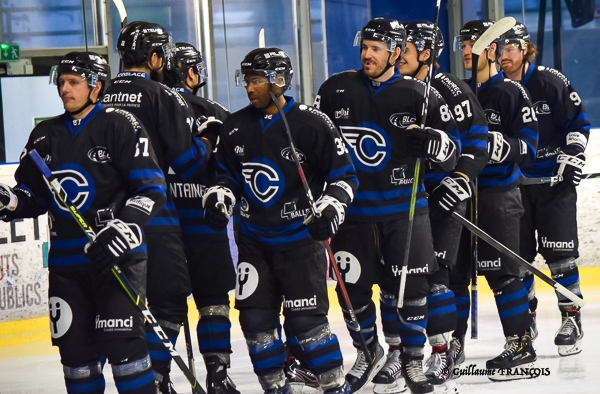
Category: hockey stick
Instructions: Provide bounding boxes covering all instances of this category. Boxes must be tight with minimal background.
[398,0,442,309]
[467,17,516,338]
[581,172,600,180]
[183,318,197,378]
[112,0,128,72]
[520,175,562,185]
[269,91,373,362]
[451,211,585,307]
[28,149,205,394]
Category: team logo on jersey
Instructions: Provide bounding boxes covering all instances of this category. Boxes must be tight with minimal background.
[280,147,306,163]
[283,295,318,312]
[234,145,245,156]
[478,258,501,269]
[532,101,551,115]
[48,165,96,218]
[235,262,259,300]
[390,165,412,185]
[340,123,391,172]
[281,198,311,220]
[335,108,350,119]
[389,112,417,128]
[88,146,111,163]
[484,109,502,125]
[241,159,284,207]
[334,251,361,284]
[49,296,73,339]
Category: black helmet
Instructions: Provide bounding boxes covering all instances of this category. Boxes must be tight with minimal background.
[117,21,175,68]
[354,18,407,53]
[50,51,111,96]
[167,42,207,83]
[235,47,293,90]
[404,20,444,58]
[453,19,495,52]
[498,22,530,53]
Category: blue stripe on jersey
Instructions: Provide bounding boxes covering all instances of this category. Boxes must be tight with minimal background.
[217,162,242,189]
[177,208,204,218]
[51,237,89,249]
[129,168,164,180]
[347,198,428,216]
[147,216,180,227]
[172,137,207,181]
[181,225,225,235]
[328,164,357,182]
[49,254,89,266]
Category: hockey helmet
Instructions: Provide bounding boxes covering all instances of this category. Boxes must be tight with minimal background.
[498,22,530,53]
[117,21,175,69]
[50,51,111,96]
[235,47,294,90]
[167,42,208,83]
[404,20,444,58]
[354,18,407,54]
[453,19,495,52]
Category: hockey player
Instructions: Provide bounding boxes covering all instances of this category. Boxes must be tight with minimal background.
[103,21,213,393]
[163,42,240,393]
[452,19,539,380]
[498,22,590,356]
[0,52,166,394]
[315,18,459,394]
[399,20,489,390]
[203,47,357,394]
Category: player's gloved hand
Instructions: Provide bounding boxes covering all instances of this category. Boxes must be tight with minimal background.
[196,116,223,147]
[305,195,346,241]
[202,185,236,231]
[428,173,471,219]
[487,131,512,163]
[405,125,455,163]
[553,151,585,189]
[84,219,142,268]
[0,183,18,212]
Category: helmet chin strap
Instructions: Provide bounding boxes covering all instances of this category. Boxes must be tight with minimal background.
[66,87,95,116]
[370,52,394,80]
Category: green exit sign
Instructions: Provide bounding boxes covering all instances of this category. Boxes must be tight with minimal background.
[0,43,19,61]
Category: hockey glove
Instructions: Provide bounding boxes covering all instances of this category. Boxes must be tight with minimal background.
[196,116,223,147]
[306,195,346,241]
[553,151,585,189]
[428,174,471,219]
[85,219,143,269]
[405,125,455,163]
[0,183,18,212]
[202,185,236,231]
[487,131,512,163]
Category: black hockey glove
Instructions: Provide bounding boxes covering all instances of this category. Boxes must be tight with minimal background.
[405,125,455,163]
[428,174,471,219]
[487,131,528,164]
[85,219,142,269]
[196,116,223,148]
[0,183,18,212]
[202,185,236,231]
[306,195,346,241]
[553,151,585,190]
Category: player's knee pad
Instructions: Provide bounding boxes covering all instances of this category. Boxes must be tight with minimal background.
[548,257,583,302]
[111,354,155,392]
[427,284,456,337]
[290,323,343,378]
[239,308,280,333]
[63,361,105,394]
[398,297,427,347]
[379,289,400,346]
[283,314,328,336]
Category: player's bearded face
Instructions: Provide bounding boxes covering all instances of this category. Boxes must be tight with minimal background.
[499,43,524,76]
[58,73,93,113]
[361,39,390,78]
[398,42,420,76]
[244,74,273,110]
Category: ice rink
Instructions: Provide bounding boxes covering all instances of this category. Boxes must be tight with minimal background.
[1,270,599,394]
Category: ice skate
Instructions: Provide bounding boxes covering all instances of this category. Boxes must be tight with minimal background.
[205,355,240,394]
[425,347,454,385]
[529,311,538,341]
[285,356,323,394]
[554,306,583,356]
[372,349,407,393]
[345,342,385,392]
[323,381,351,394]
[155,372,178,394]
[265,383,293,394]
[400,352,433,394]
[448,336,465,367]
[486,333,537,381]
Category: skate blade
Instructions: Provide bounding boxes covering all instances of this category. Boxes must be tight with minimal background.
[433,380,459,394]
[373,378,408,394]
[558,339,582,356]
[289,382,323,394]
[350,357,387,393]
[487,362,538,381]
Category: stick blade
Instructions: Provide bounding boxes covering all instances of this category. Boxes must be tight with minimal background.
[472,16,516,54]
[258,28,266,48]
[112,0,127,24]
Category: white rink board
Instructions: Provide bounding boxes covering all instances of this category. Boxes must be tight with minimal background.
[0,163,49,322]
